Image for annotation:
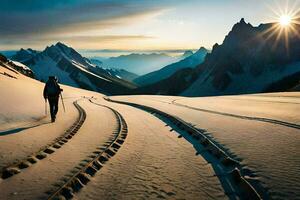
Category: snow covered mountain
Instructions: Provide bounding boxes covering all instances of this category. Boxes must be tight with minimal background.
[11,42,136,95]
[90,58,139,81]
[101,53,178,75]
[0,53,34,78]
[182,18,300,96]
[134,47,208,86]
[134,19,300,96]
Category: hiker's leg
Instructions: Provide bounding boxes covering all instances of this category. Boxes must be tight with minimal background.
[54,97,59,116]
[48,99,55,120]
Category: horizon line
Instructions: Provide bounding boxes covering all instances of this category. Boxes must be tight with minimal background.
[0,48,204,53]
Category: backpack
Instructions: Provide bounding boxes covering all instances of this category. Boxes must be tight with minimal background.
[46,79,60,96]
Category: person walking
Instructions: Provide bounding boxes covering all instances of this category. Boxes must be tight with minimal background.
[43,76,63,122]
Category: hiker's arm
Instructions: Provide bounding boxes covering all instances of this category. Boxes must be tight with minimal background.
[58,84,63,93]
[43,84,47,99]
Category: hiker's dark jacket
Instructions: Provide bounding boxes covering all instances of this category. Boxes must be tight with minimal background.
[43,78,63,99]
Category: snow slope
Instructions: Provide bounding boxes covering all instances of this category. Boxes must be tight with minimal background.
[0,61,46,132]
[10,61,31,71]
[1,52,299,200]
[76,99,227,199]
[0,61,100,169]
[0,59,227,199]
[110,94,300,200]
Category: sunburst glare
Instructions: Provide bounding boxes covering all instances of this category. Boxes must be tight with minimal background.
[261,0,300,52]
[279,15,292,26]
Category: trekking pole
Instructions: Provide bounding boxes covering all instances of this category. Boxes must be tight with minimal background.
[60,93,66,112]
[45,99,47,115]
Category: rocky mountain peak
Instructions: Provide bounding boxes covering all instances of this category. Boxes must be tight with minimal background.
[197,47,208,53]
[182,50,193,58]
[55,42,70,51]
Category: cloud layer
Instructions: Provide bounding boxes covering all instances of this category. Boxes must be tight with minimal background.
[0,0,174,49]
[2,0,292,51]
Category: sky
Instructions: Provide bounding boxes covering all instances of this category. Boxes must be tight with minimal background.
[0,0,299,53]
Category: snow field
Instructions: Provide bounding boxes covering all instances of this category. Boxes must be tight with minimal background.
[0,99,118,200]
[76,98,227,200]
[110,94,300,199]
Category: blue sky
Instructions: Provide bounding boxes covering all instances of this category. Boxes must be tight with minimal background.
[0,0,298,51]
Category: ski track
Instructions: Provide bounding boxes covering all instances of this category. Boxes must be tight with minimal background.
[221,97,300,105]
[0,100,86,179]
[135,97,300,130]
[103,97,263,200]
[171,100,300,130]
[76,98,228,200]
[47,99,128,200]
[109,96,300,200]
[0,99,122,200]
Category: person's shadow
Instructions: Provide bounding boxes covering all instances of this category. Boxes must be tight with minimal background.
[0,122,51,136]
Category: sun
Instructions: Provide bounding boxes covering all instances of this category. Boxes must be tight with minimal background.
[261,0,300,52]
[279,15,292,26]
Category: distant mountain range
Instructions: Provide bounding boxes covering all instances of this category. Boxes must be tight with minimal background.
[134,18,300,96]
[100,53,179,75]
[11,42,136,95]
[5,18,300,96]
[134,47,208,86]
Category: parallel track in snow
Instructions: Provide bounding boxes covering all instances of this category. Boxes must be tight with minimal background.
[0,100,86,180]
[47,100,128,200]
[104,97,263,200]
[221,96,300,105]
[172,100,300,130]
